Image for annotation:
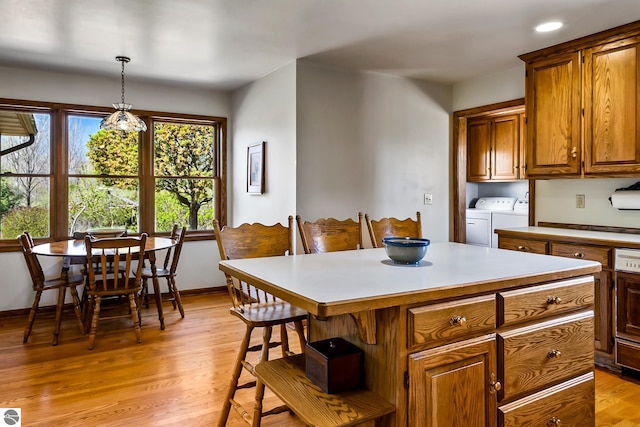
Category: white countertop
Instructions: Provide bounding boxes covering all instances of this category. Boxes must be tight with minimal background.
[219,242,600,317]
[495,226,640,246]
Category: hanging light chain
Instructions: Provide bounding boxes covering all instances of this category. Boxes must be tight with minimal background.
[116,56,131,106]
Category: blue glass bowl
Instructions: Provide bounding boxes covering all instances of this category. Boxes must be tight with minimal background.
[382,237,430,264]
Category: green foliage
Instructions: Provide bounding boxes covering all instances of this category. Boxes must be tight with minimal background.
[0,181,21,216]
[86,129,138,189]
[1,206,48,239]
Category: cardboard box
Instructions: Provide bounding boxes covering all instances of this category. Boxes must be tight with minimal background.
[305,337,363,394]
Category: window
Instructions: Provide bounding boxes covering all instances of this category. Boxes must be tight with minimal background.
[0,99,226,250]
[0,110,51,240]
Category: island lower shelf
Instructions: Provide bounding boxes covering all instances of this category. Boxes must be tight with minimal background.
[254,354,395,427]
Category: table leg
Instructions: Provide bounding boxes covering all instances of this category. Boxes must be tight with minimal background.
[147,251,165,330]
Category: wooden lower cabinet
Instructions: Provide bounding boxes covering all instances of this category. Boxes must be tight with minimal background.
[408,334,498,427]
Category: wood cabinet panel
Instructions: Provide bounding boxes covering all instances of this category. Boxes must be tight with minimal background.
[467,118,491,181]
[524,51,582,177]
[408,334,497,427]
[408,295,495,348]
[594,270,613,353]
[498,372,595,427]
[616,272,640,340]
[498,277,594,326]
[498,311,594,400]
[498,236,548,254]
[467,114,522,182]
[550,242,611,268]
[584,38,640,174]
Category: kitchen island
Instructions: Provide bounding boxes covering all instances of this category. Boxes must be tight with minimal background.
[219,242,601,427]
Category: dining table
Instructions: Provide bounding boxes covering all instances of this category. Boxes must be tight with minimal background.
[32,236,177,330]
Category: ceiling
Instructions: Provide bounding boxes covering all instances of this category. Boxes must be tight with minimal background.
[1,0,640,91]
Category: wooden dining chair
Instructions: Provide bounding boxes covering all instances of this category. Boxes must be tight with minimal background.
[140,224,186,318]
[83,233,147,350]
[365,211,422,248]
[213,217,307,427]
[19,232,85,346]
[295,213,364,254]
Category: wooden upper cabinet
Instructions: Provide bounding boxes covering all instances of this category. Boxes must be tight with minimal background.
[524,51,582,177]
[521,20,640,178]
[467,114,522,182]
[584,36,640,175]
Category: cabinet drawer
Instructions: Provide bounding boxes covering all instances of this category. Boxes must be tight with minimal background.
[498,311,593,400]
[498,277,594,326]
[499,237,548,254]
[408,295,495,348]
[499,372,594,427]
[550,242,611,268]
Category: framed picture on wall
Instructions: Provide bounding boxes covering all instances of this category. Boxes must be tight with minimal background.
[247,141,265,194]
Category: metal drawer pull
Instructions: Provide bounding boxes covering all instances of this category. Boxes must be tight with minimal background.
[573,252,585,258]
[547,416,561,426]
[449,315,467,327]
[547,349,562,359]
[547,296,562,305]
[489,373,501,394]
[517,245,527,251]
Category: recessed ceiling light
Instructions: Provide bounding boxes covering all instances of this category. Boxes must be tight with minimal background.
[536,21,563,32]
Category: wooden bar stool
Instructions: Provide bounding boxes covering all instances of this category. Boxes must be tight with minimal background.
[214,217,307,427]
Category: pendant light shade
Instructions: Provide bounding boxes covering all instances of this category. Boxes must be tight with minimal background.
[100,56,147,132]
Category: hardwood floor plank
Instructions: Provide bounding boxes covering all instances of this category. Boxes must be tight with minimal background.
[0,291,638,426]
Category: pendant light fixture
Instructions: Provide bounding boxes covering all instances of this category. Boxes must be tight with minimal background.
[100,56,147,132]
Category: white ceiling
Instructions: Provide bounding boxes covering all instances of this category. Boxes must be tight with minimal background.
[1,0,640,91]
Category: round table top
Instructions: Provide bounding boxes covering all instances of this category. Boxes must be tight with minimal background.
[32,236,176,257]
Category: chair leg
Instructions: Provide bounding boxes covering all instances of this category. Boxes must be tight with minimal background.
[68,285,85,335]
[52,287,66,346]
[141,278,150,308]
[280,324,290,356]
[170,276,185,318]
[294,320,307,350]
[129,293,142,344]
[88,296,101,350]
[217,325,254,427]
[23,290,43,343]
[251,326,273,427]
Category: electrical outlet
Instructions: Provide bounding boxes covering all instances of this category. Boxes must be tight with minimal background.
[576,194,585,209]
[424,194,433,205]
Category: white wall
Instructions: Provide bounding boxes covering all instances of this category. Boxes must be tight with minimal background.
[296,62,452,246]
[0,64,231,311]
[453,64,640,228]
[230,61,298,227]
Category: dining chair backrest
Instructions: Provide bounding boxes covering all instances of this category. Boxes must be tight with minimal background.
[161,224,186,273]
[84,234,147,292]
[365,211,422,248]
[19,232,45,290]
[213,217,293,308]
[296,213,364,254]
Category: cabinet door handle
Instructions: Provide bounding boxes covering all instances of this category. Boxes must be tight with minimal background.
[573,252,585,258]
[547,296,562,305]
[571,147,577,158]
[449,315,467,327]
[489,373,502,394]
[547,416,562,426]
[547,349,562,359]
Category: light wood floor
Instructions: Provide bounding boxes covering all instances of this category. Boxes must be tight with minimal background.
[0,291,639,426]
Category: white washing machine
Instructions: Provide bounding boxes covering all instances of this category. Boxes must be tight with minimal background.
[466,197,527,248]
[465,208,492,247]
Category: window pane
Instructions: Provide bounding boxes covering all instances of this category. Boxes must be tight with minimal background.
[154,121,216,232]
[69,115,138,176]
[0,176,50,239]
[154,178,215,232]
[69,177,139,235]
[0,111,51,239]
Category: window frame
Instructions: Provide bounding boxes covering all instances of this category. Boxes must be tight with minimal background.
[0,98,227,251]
